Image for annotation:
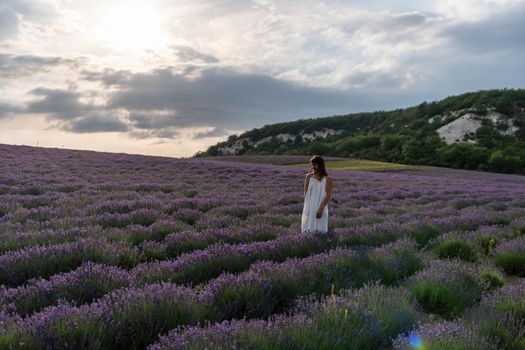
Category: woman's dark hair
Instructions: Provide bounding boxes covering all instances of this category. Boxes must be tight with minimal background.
[310,155,328,177]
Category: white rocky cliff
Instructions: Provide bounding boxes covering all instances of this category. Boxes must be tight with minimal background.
[435,110,518,145]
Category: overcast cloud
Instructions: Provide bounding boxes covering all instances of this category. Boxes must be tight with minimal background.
[0,0,524,156]
[0,102,20,119]
[0,54,64,78]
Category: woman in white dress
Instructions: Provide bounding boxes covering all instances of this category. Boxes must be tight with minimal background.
[301,155,333,234]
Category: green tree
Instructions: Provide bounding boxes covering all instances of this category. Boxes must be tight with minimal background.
[475,124,503,148]
[273,144,290,155]
[487,150,523,173]
[308,142,330,156]
[401,139,427,163]
[494,94,514,115]
[436,143,490,170]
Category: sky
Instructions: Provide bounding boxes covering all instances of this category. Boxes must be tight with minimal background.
[1,0,524,157]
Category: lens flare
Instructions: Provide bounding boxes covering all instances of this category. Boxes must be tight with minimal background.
[409,334,425,349]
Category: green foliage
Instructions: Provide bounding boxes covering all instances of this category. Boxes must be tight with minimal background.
[410,282,466,318]
[289,285,424,349]
[432,238,478,262]
[494,251,525,276]
[436,143,491,170]
[406,260,489,320]
[370,241,426,285]
[334,135,381,157]
[475,123,504,148]
[487,150,524,173]
[410,224,441,247]
[475,236,499,255]
[515,113,525,140]
[308,142,331,156]
[478,269,505,290]
[401,135,441,164]
[139,241,168,262]
[381,134,407,150]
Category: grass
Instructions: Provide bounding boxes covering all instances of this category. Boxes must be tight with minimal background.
[288,159,414,172]
[206,155,415,172]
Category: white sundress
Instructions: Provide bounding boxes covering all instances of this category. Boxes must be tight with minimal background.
[301,175,328,234]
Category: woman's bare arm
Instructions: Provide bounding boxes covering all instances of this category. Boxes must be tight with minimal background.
[317,176,333,212]
[304,173,313,196]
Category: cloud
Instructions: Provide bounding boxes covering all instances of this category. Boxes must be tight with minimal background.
[80,68,132,86]
[25,87,94,120]
[28,64,386,138]
[59,113,129,133]
[440,2,525,53]
[25,65,385,139]
[192,127,229,139]
[0,0,59,41]
[366,11,429,33]
[38,64,425,141]
[24,87,132,134]
[344,69,411,89]
[3,0,57,19]
[0,5,19,40]
[384,3,525,96]
[128,128,180,140]
[172,46,220,63]
[0,53,78,78]
[128,111,178,130]
[106,66,376,130]
[0,102,20,118]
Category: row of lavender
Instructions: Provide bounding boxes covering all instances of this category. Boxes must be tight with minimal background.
[1,144,525,349]
[2,204,522,264]
[1,219,524,319]
[0,239,424,348]
[150,276,525,350]
[1,240,522,349]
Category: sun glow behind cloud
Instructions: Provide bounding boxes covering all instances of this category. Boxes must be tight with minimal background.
[96,1,169,54]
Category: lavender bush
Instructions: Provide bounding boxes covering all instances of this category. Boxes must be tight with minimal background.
[429,232,479,262]
[149,283,425,350]
[405,259,487,318]
[0,262,131,316]
[395,279,525,350]
[479,278,525,321]
[132,233,333,286]
[161,224,289,257]
[394,320,499,350]
[492,237,525,276]
[0,238,138,287]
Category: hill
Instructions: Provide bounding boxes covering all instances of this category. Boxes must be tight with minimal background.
[198,89,525,175]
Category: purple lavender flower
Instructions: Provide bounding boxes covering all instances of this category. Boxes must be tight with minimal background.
[0,262,131,316]
[394,320,498,350]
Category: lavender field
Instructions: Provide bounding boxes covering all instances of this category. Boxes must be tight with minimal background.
[1,143,525,349]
